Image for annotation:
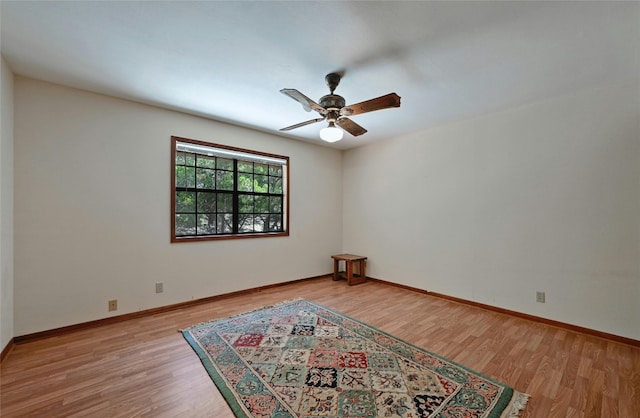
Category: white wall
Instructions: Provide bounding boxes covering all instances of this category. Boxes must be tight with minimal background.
[14,78,343,336]
[0,56,15,350]
[343,80,640,340]
[11,75,640,341]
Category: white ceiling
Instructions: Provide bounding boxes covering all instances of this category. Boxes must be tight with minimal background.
[1,1,638,150]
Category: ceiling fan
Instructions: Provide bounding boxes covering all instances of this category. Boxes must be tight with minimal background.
[279,73,401,142]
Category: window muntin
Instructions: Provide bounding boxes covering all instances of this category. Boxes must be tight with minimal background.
[171,136,289,241]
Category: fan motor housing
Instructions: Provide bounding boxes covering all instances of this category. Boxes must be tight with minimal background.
[319,94,345,110]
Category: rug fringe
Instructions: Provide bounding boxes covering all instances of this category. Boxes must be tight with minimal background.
[504,391,530,418]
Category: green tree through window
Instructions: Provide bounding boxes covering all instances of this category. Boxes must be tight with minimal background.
[171,136,289,242]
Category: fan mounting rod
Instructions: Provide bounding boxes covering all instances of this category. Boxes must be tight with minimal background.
[325,73,341,94]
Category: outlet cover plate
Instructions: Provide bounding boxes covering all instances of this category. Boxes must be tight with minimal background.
[108,299,118,311]
[536,291,546,303]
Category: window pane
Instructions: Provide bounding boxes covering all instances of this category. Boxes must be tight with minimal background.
[216,170,234,190]
[196,168,215,189]
[239,194,254,213]
[238,173,253,192]
[268,215,282,232]
[185,153,196,167]
[196,155,215,169]
[198,214,216,234]
[254,215,266,232]
[176,192,196,212]
[185,167,196,188]
[255,163,268,174]
[238,214,253,232]
[238,161,253,173]
[176,151,186,165]
[270,196,282,213]
[197,192,216,213]
[269,165,282,176]
[217,158,233,171]
[217,214,233,234]
[175,214,196,236]
[255,196,269,213]
[255,175,268,193]
[176,166,187,187]
[269,176,282,193]
[217,193,233,212]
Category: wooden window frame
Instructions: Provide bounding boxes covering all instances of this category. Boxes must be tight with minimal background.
[171,136,290,242]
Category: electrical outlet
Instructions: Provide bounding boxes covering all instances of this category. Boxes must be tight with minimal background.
[155,282,164,293]
[536,291,546,303]
[108,299,118,311]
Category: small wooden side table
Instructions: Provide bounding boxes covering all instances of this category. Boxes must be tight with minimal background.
[331,254,367,286]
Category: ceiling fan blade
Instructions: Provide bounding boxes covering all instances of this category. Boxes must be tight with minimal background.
[341,93,401,116]
[280,89,327,114]
[336,117,367,137]
[280,117,326,131]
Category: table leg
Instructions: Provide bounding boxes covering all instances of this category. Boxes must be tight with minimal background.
[347,260,353,285]
[333,259,339,281]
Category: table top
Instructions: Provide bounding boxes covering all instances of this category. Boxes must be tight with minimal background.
[331,254,367,261]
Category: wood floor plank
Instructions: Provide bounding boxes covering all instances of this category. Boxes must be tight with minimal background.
[1,277,639,417]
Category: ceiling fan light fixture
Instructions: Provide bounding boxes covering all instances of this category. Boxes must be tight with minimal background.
[319,122,343,142]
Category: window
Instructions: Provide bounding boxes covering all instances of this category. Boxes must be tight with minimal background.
[171,136,289,242]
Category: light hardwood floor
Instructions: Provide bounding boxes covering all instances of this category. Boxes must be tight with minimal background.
[1,277,638,417]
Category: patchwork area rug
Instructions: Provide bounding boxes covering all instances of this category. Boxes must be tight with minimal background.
[182,299,529,417]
